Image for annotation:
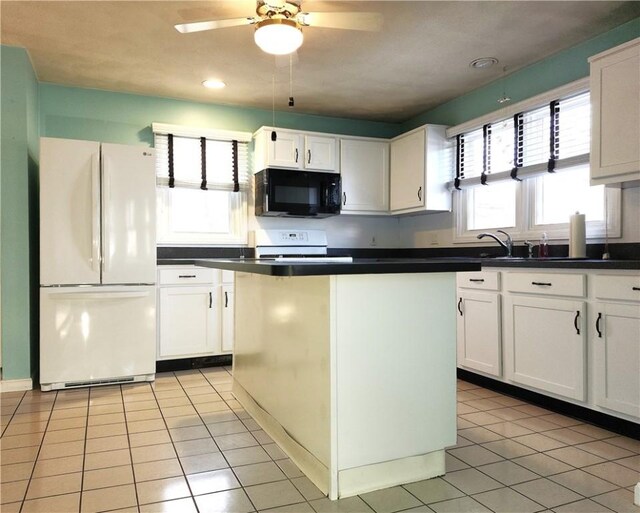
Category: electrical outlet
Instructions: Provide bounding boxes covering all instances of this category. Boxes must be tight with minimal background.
[370,236,377,247]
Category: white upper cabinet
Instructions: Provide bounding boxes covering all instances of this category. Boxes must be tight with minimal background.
[305,135,337,171]
[268,130,301,168]
[253,127,338,172]
[340,138,389,214]
[389,125,453,214]
[589,38,640,186]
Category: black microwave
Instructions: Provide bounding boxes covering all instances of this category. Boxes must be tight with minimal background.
[255,168,342,218]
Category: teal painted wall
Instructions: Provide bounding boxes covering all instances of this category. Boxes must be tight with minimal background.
[39,85,400,145]
[402,17,640,130]
[1,46,39,380]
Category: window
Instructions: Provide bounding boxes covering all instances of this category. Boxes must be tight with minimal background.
[153,124,251,245]
[452,84,620,243]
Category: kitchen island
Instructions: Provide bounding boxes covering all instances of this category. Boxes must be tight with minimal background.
[195,258,480,499]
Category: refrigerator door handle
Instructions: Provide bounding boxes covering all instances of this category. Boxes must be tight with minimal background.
[102,156,110,275]
[47,290,151,300]
[91,153,101,274]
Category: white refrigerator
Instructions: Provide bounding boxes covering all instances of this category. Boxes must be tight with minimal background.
[40,137,157,391]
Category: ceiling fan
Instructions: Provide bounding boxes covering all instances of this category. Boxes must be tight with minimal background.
[175,0,382,55]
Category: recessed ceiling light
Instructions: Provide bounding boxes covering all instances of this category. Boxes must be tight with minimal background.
[202,79,226,89]
[469,57,499,69]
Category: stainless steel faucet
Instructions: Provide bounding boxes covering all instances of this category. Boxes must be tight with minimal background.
[477,230,513,257]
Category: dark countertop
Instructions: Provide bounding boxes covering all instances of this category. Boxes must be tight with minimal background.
[187,258,482,276]
[480,258,640,270]
[158,257,640,273]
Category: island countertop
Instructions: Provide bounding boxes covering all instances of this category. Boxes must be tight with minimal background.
[180,257,482,276]
[157,256,640,274]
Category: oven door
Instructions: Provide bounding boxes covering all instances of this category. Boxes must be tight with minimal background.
[263,168,341,217]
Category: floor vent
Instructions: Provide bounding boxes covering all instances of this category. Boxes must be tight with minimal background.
[64,377,135,388]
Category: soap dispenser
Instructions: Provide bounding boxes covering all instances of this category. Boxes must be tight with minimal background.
[539,232,549,258]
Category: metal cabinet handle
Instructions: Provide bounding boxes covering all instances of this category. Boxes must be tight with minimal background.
[179,275,197,278]
[633,287,640,291]
[574,310,580,335]
[224,291,229,308]
[457,297,463,316]
[307,149,312,164]
[469,279,485,283]
[596,312,603,338]
[295,148,299,163]
[532,281,552,286]
[417,186,422,201]
[343,192,347,206]
[209,292,212,309]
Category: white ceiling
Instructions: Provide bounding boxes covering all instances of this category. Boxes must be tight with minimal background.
[2,1,639,122]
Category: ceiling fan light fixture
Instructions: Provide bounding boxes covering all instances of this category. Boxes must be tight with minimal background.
[254,18,303,55]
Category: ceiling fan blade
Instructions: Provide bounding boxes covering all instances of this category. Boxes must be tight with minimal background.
[175,17,255,34]
[298,12,382,31]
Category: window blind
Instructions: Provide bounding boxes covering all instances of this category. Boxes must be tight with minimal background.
[154,133,249,191]
[452,91,590,189]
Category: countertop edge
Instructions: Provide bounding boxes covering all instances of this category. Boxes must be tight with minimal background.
[157,258,640,271]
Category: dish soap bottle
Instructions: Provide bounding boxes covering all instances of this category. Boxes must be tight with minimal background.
[539,232,549,258]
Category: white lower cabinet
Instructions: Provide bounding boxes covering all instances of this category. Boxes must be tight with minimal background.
[157,266,234,360]
[504,295,586,401]
[591,273,640,417]
[458,267,640,423]
[456,272,501,377]
[220,271,235,353]
[159,285,217,359]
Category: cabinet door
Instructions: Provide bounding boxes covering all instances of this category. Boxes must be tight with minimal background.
[504,295,586,400]
[158,286,217,359]
[304,135,337,171]
[101,143,156,285]
[390,129,425,211]
[340,139,389,213]
[590,41,640,182]
[457,290,501,377]
[268,130,301,168]
[40,138,102,286]
[221,284,235,353]
[592,302,640,417]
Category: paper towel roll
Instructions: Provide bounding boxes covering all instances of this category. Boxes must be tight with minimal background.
[570,212,586,258]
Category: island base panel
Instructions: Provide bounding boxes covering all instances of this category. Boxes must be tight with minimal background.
[232,379,331,495]
[233,378,445,500]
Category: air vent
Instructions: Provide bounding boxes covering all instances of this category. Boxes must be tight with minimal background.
[64,377,135,388]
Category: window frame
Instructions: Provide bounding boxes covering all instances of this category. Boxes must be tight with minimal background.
[451,80,621,245]
[152,123,251,247]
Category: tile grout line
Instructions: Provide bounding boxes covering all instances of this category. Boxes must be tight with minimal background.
[0,390,27,438]
[147,371,203,512]
[120,383,143,513]
[17,389,58,513]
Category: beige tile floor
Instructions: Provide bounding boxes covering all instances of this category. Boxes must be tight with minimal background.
[1,369,639,513]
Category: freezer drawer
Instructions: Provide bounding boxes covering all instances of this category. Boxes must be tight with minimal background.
[40,286,156,390]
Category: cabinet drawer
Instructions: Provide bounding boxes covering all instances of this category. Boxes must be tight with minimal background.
[457,271,500,291]
[505,272,586,297]
[159,267,214,285]
[594,274,640,302]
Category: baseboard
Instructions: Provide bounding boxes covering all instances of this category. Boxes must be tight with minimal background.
[457,368,640,440]
[0,377,33,392]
